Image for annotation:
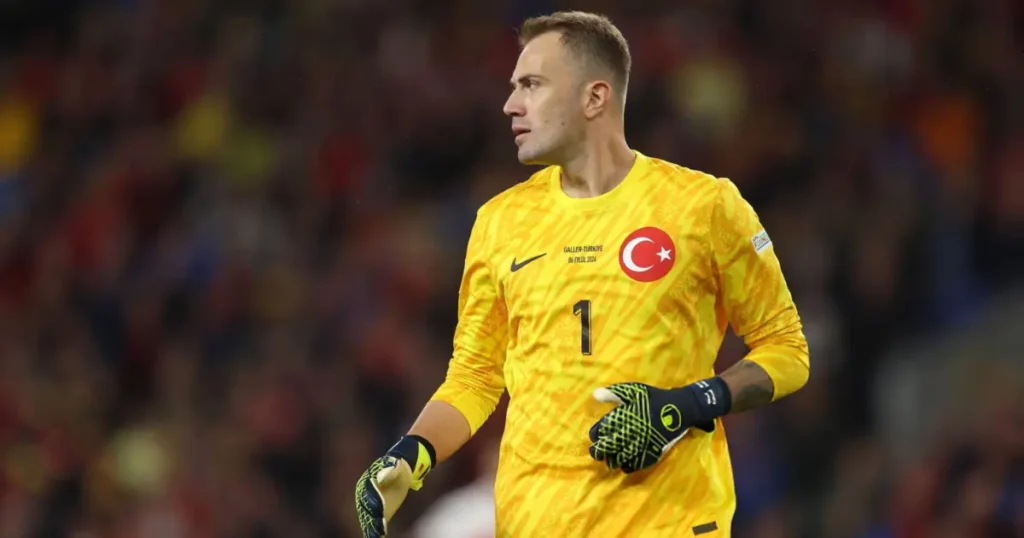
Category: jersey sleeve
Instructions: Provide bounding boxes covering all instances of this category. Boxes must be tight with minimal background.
[711,179,810,400]
[429,207,508,435]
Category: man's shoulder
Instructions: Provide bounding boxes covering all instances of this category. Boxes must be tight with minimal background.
[641,155,734,213]
[476,166,554,218]
[646,155,725,191]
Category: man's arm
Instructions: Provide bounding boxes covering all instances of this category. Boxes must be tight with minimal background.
[586,179,810,473]
[354,208,507,534]
[720,360,774,412]
[410,206,509,465]
[408,401,473,464]
[712,178,810,413]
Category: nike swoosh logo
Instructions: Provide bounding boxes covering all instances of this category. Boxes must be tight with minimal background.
[510,253,546,272]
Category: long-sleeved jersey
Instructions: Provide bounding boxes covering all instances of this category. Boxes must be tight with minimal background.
[431,152,810,537]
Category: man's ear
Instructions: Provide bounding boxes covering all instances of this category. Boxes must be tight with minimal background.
[583,80,614,119]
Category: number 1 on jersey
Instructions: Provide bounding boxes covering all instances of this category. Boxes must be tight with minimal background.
[573,299,592,355]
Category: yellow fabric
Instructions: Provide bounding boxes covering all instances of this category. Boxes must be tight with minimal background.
[431,152,809,537]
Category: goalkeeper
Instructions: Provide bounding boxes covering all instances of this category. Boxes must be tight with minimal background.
[356,10,810,538]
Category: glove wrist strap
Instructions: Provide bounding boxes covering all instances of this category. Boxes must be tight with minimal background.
[674,376,732,428]
[387,435,437,487]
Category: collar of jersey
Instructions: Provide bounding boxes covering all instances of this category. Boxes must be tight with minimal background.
[547,150,650,212]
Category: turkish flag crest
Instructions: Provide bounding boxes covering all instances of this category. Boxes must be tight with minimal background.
[619,227,676,282]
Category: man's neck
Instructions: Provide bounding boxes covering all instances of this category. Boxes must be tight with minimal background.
[558,135,635,199]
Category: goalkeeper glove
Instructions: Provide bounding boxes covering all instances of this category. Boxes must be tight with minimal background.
[355,435,436,537]
[588,378,731,474]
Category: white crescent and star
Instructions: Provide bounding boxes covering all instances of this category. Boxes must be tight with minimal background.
[621,236,672,273]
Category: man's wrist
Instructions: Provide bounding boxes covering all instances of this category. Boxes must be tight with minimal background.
[670,376,732,429]
[387,435,437,485]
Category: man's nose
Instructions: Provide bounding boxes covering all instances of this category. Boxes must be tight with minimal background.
[503,94,523,117]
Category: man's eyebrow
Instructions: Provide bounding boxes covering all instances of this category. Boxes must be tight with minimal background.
[510,74,547,87]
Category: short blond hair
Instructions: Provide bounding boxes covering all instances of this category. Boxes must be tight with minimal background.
[519,11,631,101]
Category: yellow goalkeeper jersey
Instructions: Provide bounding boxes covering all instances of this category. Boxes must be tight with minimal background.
[431,151,809,537]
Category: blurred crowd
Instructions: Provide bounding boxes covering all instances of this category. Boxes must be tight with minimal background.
[0,0,1021,537]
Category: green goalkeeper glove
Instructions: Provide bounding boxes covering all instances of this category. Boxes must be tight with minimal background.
[588,379,730,473]
[355,435,436,537]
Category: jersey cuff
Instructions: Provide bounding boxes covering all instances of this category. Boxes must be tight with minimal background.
[746,348,810,401]
[428,394,491,435]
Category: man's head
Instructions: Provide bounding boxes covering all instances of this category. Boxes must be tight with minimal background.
[503,11,632,165]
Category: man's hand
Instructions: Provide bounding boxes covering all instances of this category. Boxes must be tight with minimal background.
[355,435,436,537]
[588,380,728,473]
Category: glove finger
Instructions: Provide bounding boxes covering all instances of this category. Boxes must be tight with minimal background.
[596,406,634,439]
[362,518,385,538]
[358,506,386,536]
[375,459,400,486]
[589,411,614,442]
[592,387,623,405]
[621,453,652,474]
[604,448,623,471]
[357,477,386,537]
[608,430,636,461]
[595,412,636,458]
[605,383,642,403]
[364,524,385,538]
[612,449,643,474]
[589,435,619,463]
[596,445,621,470]
[357,472,385,515]
[368,479,391,536]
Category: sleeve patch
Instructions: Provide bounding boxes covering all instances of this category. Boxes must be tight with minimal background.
[751,229,772,254]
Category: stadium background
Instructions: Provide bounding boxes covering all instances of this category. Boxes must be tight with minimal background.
[0,0,1021,536]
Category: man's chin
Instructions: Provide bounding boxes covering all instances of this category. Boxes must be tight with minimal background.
[517,148,552,166]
